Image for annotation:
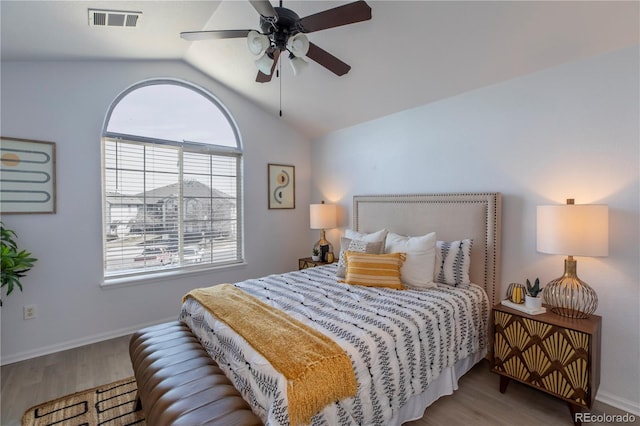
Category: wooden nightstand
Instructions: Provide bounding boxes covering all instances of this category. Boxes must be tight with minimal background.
[491,303,601,426]
[298,257,333,270]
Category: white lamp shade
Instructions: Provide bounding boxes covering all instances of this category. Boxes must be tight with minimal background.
[255,53,274,75]
[247,30,269,56]
[310,203,337,229]
[286,33,310,58]
[289,56,309,76]
[536,204,608,257]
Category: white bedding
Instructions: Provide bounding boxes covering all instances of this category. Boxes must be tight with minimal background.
[180,264,490,425]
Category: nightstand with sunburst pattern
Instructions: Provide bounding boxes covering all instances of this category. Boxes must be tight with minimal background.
[491,303,601,426]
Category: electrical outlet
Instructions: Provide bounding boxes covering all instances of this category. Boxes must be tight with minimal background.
[23,304,37,320]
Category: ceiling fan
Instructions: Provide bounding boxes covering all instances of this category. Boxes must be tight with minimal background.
[180,0,372,83]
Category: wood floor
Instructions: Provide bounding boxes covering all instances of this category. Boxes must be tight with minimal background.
[1,335,636,426]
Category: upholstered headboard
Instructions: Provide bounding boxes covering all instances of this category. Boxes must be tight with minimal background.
[353,193,502,305]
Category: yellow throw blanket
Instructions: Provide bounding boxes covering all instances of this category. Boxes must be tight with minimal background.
[183,284,358,425]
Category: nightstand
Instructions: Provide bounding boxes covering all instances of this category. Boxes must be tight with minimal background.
[491,303,601,426]
[298,257,333,270]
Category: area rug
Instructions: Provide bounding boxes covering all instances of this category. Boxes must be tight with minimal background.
[22,376,145,426]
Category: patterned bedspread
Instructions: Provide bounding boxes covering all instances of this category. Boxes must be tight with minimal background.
[180,264,489,426]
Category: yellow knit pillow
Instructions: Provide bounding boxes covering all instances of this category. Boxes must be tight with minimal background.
[342,251,406,290]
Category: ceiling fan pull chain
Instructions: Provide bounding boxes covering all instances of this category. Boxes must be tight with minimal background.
[279,60,283,117]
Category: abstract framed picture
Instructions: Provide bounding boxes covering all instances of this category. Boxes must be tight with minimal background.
[0,137,56,214]
[268,163,295,209]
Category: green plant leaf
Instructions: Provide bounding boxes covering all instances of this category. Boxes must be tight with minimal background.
[0,222,37,305]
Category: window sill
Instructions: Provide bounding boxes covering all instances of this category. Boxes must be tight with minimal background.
[100,261,248,289]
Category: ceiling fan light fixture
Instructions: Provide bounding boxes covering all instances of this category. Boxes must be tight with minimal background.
[181,0,373,81]
[286,33,309,58]
[247,30,270,56]
[290,56,309,76]
[255,53,275,75]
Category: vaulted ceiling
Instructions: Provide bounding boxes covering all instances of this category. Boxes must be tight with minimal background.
[1,1,638,139]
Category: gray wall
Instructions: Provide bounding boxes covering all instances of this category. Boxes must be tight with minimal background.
[0,60,312,362]
[2,46,638,415]
[311,46,639,413]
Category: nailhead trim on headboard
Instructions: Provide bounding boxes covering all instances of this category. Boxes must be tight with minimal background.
[352,193,502,305]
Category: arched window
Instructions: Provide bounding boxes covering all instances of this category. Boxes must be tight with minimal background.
[102,80,243,282]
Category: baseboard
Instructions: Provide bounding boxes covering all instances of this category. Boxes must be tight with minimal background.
[0,316,177,366]
[596,390,640,416]
[3,320,639,418]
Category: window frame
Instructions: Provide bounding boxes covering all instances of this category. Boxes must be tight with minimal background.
[101,79,244,286]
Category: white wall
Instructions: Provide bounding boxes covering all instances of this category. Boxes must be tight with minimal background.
[312,46,639,413]
[1,47,637,413]
[0,60,311,363]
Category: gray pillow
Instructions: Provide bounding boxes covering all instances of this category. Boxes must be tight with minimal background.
[336,237,384,278]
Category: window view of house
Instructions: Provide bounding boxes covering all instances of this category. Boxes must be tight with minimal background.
[102,81,243,279]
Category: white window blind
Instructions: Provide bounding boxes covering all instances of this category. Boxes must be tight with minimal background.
[102,81,243,281]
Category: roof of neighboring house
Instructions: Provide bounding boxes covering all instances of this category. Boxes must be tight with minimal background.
[105,192,144,206]
[138,180,234,202]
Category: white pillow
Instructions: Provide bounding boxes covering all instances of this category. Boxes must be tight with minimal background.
[434,239,473,286]
[344,229,387,253]
[385,232,437,289]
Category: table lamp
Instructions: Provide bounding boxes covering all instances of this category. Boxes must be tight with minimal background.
[536,199,608,318]
[310,201,336,262]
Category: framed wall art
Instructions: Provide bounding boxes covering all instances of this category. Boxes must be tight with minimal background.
[0,137,57,214]
[268,163,295,209]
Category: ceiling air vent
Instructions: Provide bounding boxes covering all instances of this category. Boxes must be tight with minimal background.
[89,9,141,28]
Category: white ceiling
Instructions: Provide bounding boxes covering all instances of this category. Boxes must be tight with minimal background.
[1,1,638,139]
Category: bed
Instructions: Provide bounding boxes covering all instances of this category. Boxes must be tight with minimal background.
[179,193,502,425]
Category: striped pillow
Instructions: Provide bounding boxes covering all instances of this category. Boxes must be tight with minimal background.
[342,251,406,290]
[434,239,473,286]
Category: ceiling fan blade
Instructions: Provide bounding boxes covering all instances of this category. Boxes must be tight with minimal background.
[306,43,351,76]
[297,1,372,33]
[249,0,278,18]
[181,30,252,41]
[256,49,281,83]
